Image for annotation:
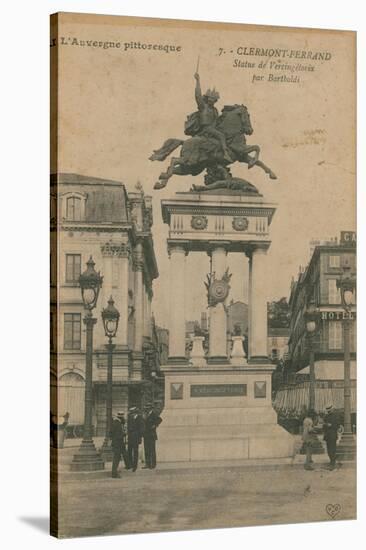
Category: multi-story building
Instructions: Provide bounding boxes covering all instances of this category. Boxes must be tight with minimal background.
[50,173,159,435]
[274,232,356,417]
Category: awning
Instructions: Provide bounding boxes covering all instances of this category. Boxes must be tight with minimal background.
[273,380,356,415]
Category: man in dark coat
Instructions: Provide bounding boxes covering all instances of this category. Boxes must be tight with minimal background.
[142,405,163,469]
[323,404,340,470]
[127,407,144,472]
[111,411,129,478]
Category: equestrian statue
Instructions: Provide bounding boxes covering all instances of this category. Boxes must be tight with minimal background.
[149,69,277,193]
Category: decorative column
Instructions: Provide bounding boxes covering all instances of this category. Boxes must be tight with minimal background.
[208,244,229,361]
[133,241,144,352]
[246,250,252,359]
[118,249,129,347]
[100,242,130,346]
[168,244,187,361]
[146,287,153,338]
[100,247,113,340]
[143,275,153,339]
[249,246,269,362]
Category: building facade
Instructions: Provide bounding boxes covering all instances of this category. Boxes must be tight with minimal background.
[51,173,160,435]
[274,232,356,416]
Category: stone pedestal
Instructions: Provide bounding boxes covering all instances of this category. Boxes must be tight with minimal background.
[158,191,294,462]
[158,364,294,462]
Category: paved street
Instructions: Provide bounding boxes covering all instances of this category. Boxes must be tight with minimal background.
[57,459,356,538]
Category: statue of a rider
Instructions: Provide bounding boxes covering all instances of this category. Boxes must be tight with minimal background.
[185,73,232,163]
[149,65,277,191]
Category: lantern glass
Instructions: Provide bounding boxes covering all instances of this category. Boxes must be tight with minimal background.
[306,320,316,333]
[82,288,96,308]
[343,288,354,306]
[102,296,120,339]
[105,318,117,336]
[79,256,103,310]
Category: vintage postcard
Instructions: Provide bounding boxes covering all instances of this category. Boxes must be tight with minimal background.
[50,12,356,538]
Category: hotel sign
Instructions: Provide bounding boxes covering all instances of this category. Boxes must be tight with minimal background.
[321,310,356,320]
[340,231,356,246]
[190,384,247,398]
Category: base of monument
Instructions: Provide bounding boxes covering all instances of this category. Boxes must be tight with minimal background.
[158,364,295,463]
[157,416,294,462]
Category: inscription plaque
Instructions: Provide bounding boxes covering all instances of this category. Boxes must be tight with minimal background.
[190,384,247,398]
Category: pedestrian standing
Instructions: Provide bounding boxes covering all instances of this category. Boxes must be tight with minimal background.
[111,411,129,478]
[302,410,317,470]
[127,407,144,472]
[323,404,339,470]
[142,404,162,469]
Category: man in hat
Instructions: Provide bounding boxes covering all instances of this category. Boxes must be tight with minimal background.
[302,410,317,470]
[323,404,340,470]
[191,72,232,162]
[127,407,144,472]
[111,411,129,478]
[142,404,163,470]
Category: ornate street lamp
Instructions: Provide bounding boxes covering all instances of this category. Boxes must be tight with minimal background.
[100,296,120,461]
[79,256,102,310]
[304,301,320,412]
[303,301,324,454]
[336,262,356,460]
[151,366,157,405]
[71,257,104,472]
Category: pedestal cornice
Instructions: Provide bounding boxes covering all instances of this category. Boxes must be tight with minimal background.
[160,363,276,374]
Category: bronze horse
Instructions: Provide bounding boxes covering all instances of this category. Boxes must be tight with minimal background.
[150,104,277,189]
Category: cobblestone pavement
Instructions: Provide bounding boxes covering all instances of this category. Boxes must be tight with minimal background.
[57,461,356,538]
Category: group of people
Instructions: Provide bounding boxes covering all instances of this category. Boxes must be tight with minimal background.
[111,404,162,478]
[302,404,341,471]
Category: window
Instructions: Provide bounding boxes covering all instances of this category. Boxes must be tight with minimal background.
[329,255,340,268]
[328,321,342,350]
[328,279,341,304]
[65,254,81,283]
[66,196,82,221]
[64,313,81,350]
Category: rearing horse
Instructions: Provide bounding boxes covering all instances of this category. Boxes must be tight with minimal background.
[150,104,277,189]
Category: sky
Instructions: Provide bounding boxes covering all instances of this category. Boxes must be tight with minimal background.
[56,14,356,328]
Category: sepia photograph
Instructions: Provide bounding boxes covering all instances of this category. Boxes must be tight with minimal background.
[3,0,366,548]
[48,10,357,540]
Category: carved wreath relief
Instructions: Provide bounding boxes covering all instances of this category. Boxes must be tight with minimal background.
[232,216,249,231]
[191,215,208,230]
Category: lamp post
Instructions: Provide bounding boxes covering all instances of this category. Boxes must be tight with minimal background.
[71,257,104,472]
[151,367,157,405]
[336,262,356,460]
[303,301,324,454]
[304,302,319,412]
[100,296,120,461]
